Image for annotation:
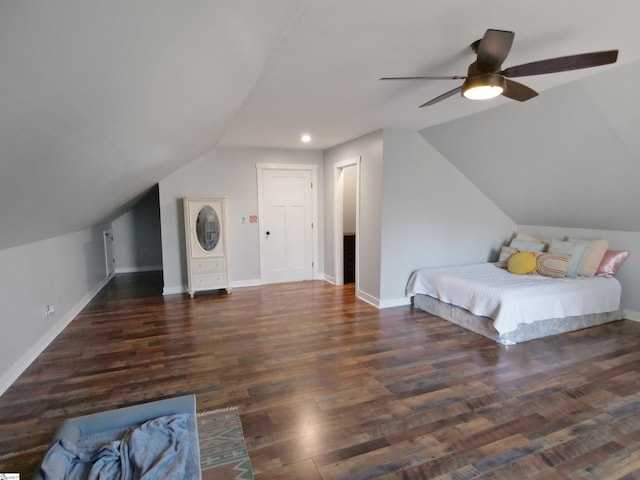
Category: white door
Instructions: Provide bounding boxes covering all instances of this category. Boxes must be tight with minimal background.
[258,166,315,284]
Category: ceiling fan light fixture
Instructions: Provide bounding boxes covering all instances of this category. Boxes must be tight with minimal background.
[462,73,506,100]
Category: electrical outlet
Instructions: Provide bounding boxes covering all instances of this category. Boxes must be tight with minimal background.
[45,305,55,317]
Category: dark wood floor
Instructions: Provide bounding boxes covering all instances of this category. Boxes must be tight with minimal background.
[2,272,640,479]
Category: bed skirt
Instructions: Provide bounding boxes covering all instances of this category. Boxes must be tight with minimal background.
[413,293,623,345]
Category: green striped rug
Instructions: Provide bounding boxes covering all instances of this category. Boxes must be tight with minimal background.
[198,408,254,480]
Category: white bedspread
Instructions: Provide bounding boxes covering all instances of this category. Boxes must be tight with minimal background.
[406,263,621,335]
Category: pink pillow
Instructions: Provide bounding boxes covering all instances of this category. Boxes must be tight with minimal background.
[596,250,630,278]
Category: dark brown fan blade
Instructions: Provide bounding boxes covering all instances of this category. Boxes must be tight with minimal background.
[379,75,465,80]
[502,50,618,78]
[501,78,538,102]
[419,86,462,107]
[476,29,515,72]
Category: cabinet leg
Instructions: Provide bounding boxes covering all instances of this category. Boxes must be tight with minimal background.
[188,291,195,298]
[225,288,232,295]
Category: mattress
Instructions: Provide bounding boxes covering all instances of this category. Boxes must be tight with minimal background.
[406,263,622,343]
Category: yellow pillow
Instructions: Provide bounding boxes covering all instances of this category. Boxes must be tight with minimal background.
[507,251,537,274]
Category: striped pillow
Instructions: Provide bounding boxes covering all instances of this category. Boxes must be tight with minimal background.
[536,252,572,278]
[497,246,519,268]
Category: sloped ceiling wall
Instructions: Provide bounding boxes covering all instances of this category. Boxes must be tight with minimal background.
[1,1,638,253]
[0,1,302,250]
[420,60,640,232]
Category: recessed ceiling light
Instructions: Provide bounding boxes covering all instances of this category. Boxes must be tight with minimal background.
[301,134,311,143]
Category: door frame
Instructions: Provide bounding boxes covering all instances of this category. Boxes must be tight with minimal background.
[333,157,360,286]
[256,163,319,284]
[103,228,115,277]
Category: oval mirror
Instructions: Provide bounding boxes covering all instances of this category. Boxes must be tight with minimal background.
[195,205,220,251]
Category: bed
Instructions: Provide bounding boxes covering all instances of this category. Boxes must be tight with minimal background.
[406,262,623,345]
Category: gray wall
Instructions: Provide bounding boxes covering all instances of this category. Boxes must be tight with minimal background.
[0,225,111,395]
[323,128,515,307]
[379,130,516,305]
[112,186,163,272]
[159,146,324,294]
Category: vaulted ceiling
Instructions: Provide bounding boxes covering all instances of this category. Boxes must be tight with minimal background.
[421,59,640,232]
[1,1,639,250]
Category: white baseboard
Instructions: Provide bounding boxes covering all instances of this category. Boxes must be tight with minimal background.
[624,309,640,322]
[115,265,162,274]
[323,274,336,285]
[355,288,411,309]
[163,279,264,296]
[0,273,115,397]
[163,285,186,295]
[231,279,262,288]
[356,289,380,308]
[379,297,412,308]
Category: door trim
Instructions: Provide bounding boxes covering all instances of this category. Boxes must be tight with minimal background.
[103,229,115,277]
[256,163,319,284]
[333,157,360,287]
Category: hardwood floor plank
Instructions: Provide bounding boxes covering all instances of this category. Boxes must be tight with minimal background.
[568,441,640,479]
[1,271,640,479]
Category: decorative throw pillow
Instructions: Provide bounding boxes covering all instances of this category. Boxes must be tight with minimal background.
[596,250,630,278]
[535,252,572,278]
[497,246,519,268]
[516,233,550,249]
[507,251,537,275]
[547,239,589,278]
[509,238,546,253]
[568,238,609,277]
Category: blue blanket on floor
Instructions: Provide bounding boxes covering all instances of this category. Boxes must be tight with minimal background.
[39,414,198,479]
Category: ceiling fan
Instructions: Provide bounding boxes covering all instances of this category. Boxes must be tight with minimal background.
[380,29,618,107]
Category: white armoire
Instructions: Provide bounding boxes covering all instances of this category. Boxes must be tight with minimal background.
[183,197,231,297]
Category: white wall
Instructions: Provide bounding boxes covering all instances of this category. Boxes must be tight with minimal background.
[379,130,516,306]
[324,130,384,304]
[518,225,640,318]
[112,186,163,273]
[159,146,324,294]
[0,225,111,395]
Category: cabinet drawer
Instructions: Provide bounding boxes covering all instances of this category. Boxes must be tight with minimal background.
[192,258,226,274]
[194,273,227,289]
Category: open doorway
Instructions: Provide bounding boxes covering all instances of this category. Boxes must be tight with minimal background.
[103,229,115,277]
[334,157,360,287]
